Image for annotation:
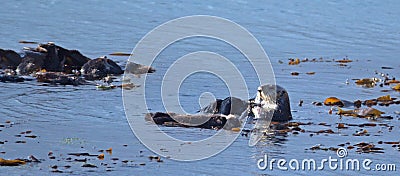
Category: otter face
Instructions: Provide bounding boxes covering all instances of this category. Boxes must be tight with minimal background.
[253,84,292,122]
[252,85,277,120]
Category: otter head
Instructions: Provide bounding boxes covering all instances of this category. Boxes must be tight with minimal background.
[251,84,292,122]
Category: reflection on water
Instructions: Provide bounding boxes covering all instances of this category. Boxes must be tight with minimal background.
[0,0,399,175]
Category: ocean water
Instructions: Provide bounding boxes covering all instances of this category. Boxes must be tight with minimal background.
[1,0,399,175]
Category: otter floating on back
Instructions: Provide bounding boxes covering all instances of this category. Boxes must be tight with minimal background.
[200,84,292,122]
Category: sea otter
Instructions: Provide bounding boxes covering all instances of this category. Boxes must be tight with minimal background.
[17,42,91,75]
[36,42,91,73]
[81,56,123,80]
[0,49,22,69]
[200,84,292,122]
[146,84,292,131]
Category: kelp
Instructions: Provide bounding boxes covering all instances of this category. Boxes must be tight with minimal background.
[337,107,384,118]
[0,158,26,166]
[323,97,344,107]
